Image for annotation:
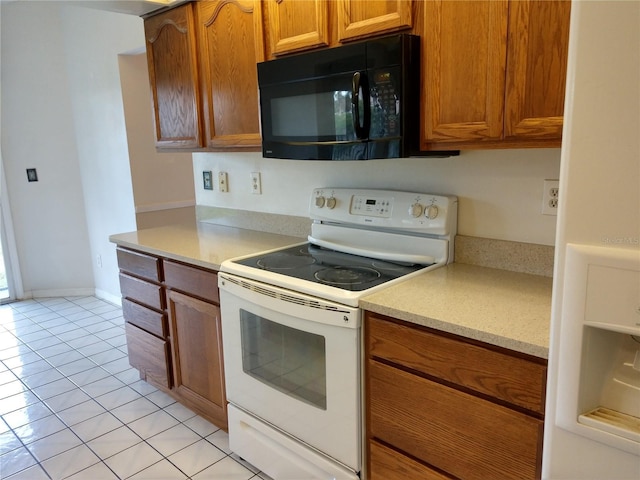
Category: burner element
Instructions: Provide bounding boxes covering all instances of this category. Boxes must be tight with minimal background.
[314,266,381,286]
[257,250,315,270]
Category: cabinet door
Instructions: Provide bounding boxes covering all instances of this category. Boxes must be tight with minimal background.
[337,0,412,43]
[167,289,227,430]
[504,0,571,142]
[144,3,203,149]
[422,0,509,146]
[267,0,329,55]
[196,1,265,150]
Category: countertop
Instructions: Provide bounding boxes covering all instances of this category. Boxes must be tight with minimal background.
[110,223,552,359]
[360,263,553,358]
[109,222,305,271]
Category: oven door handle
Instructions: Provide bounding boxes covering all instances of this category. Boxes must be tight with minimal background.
[308,236,435,265]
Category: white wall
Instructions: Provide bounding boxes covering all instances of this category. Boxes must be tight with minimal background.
[194,148,561,246]
[58,5,144,303]
[119,53,195,229]
[1,2,144,301]
[543,1,640,478]
[1,1,95,297]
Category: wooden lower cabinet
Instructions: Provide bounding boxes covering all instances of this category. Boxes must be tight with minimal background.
[125,322,171,389]
[117,247,227,431]
[164,260,227,430]
[166,289,227,430]
[366,312,546,480]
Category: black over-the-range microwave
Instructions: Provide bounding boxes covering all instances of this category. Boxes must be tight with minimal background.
[257,34,457,160]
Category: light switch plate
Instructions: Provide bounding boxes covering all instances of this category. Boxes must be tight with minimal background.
[203,171,213,190]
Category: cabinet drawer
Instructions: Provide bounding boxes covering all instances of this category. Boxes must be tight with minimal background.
[164,260,219,304]
[369,361,543,480]
[116,247,162,282]
[119,273,165,311]
[122,298,167,339]
[367,314,547,414]
[369,440,451,480]
[125,322,171,389]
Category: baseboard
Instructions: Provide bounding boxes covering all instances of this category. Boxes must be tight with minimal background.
[29,287,96,299]
[94,289,122,307]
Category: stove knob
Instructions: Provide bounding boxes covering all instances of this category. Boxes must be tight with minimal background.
[409,203,423,218]
[326,197,337,209]
[425,204,439,220]
[315,196,326,208]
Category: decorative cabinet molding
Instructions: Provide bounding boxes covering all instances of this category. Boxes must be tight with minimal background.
[144,3,203,149]
[196,0,264,150]
[144,1,263,151]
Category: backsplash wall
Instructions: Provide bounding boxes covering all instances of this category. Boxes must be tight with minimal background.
[193,148,561,246]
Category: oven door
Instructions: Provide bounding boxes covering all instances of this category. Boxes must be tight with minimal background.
[218,273,361,474]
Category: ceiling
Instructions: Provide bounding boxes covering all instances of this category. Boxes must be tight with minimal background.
[0,0,183,17]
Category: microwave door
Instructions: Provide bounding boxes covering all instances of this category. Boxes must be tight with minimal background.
[260,71,369,160]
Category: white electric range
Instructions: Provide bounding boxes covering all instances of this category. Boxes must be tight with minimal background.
[218,188,458,480]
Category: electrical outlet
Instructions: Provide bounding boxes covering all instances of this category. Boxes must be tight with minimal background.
[250,172,262,194]
[218,172,229,192]
[542,179,559,216]
[96,254,102,268]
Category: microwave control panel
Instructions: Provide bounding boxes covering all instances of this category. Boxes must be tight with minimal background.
[370,69,400,138]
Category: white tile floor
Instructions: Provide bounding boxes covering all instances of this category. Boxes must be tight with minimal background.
[0,296,270,480]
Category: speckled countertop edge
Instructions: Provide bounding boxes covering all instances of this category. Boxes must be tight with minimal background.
[360,263,552,358]
[109,222,305,271]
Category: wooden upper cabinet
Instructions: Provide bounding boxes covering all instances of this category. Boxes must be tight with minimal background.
[144,3,203,149]
[422,0,509,146]
[196,0,264,150]
[337,0,413,43]
[504,0,571,142]
[266,0,329,55]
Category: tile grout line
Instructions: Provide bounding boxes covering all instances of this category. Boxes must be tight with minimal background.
[0,296,268,480]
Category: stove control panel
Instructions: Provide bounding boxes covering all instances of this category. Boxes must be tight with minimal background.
[350,194,392,218]
[310,188,458,235]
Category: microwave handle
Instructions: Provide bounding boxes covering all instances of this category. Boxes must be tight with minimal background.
[352,72,370,139]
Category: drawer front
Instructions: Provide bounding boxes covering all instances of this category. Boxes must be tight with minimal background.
[125,322,171,389]
[122,298,167,338]
[164,260,219,304]
[369,361,543,480]
[367,314,547,414]
[117,247,162,282]
[369,440,452,480]
[119,273,165,311]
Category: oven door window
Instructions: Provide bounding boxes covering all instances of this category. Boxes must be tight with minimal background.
[240,309,327,410]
